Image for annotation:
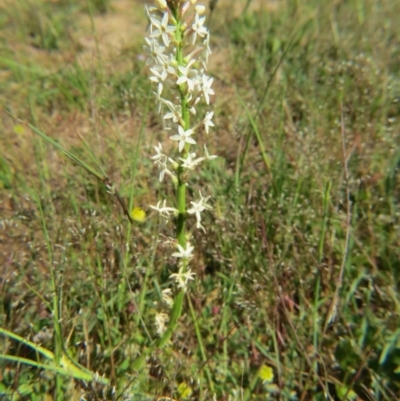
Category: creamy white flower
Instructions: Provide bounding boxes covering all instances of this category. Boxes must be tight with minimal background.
[180,152,205,170]
[201,33,212,69]
[164,102,182,124]
[156,158,171,182]
[150,12,176,47]
[150,200,178,220]
[170,126,196,152]
[191,13,208,44]
[188,96,200,115]
[152,85,165,114]
[155,312,169,335]
[204,144,217,160]
[161,288,174,307]
[191,71,203,93]
[145,5,158,33]
[149,68,166,95]
[170,267,196,291]
[201,74,214,104]
[176,64,196,92]
[203,111,215,134]
[151,143,171,181]
[155,54,176,80]
[151,142,164,162]
[188,191,212,231]
[172,243,194,259]
[144,37,166,66]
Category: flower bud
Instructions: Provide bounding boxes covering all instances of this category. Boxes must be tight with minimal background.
[155,0,167,9]
[171,174,179,186]
[181,1,191,15]
[195,5,205,15]
[169,58,178,68]
[169,158,179,170]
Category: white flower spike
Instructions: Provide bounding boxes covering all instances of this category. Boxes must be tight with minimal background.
[145,0,216,301]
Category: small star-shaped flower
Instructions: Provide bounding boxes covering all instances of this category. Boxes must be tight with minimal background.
[191,12,208,45]
[150,12,175,47]
[204,111,215,134]
[201,74,215,105]
[188,191,212,231]
[172,243,195,259]
[170,126,196,152]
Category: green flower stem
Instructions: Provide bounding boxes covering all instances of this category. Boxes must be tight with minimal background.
[131,291,184,371]
[177,168,187,246]
[157,290,184,347]
[175,18,189,248]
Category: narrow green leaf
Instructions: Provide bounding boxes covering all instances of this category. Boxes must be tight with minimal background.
[236,92,272,173]
[0,328,109,384]
[29,123,105,181]
[0,327,55,360]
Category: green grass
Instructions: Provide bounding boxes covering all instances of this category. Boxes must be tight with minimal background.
[1,0,400,399]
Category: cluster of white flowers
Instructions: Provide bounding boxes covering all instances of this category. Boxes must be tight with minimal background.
[145,0,216,334]
[145,2,216,167]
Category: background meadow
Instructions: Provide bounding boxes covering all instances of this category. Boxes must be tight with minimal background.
[0,0,399,399]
